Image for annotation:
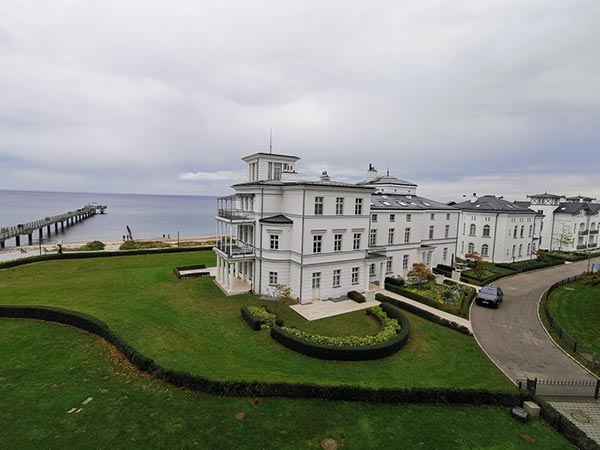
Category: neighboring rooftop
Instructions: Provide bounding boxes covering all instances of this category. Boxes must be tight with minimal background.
[232,179,375,190]
[554,202,600,214]
[565,195,597,203]
[357,174,417,187]
[527,193,562,199]
[371,193,456,211]
[453,195,538,214]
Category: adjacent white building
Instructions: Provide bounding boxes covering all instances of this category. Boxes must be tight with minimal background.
[452,195,543,263]
[524,193,600,252]
[213,153,459,304]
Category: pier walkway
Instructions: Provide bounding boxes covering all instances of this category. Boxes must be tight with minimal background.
[0,203,107,249]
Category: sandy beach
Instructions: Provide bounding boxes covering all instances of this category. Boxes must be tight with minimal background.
[0,235,216,263]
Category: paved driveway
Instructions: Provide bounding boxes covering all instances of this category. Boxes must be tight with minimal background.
[471,258,600,383]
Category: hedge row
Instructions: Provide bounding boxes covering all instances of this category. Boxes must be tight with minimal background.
[0,246,214,270]
[384,283,468,319]
[548,251,600,262]
[347,291,366,303]
[0,304,527,405]
[240,306,276,331]
[496,258,564,273]
[460,272,507,287]
[385,276,405,287]
[270,304,410,360]
[376,293,472,336]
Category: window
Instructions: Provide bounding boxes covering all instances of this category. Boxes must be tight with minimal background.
[403,254,409,270]
[462,241,465,252]
[446,213,451,220]
[406,214,412,222]
[334,234,343,252]
[386,257,393,273]
[518,244,523,257]
[390,214,395,222]
[333,269,341,288]
[481,244,489,256]
[273,163,282,180]
[528,225,533,237]
[512,245,516,257]
[428,225,434,239]
[388,228,395,244]
[312,272,321,289]
[469,224,476,236]
[468,242,475,254]
[483,225,490,237]
[353,233,361,250]
[351,267,359,285]
[462,223,466,235]
[444,225,450,238]
[443,248,448,261]
[369,229,377,246]
[335,197,344,215]
[369,263,376,276]
[269,234,279,250]
[313,235,322,253]
[355,198,363,215]
[430,213,435,220]
[514,225,518,237]
[269,271,278,286]
[372,214,378,223]
[404,227,411,243]
[314,197,324,215]
[527,243,531,255]
[520,226,524,238]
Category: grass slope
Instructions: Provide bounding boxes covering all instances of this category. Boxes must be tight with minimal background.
[0,252,511,390]
[548,281,600,356]
[0,319,572,450]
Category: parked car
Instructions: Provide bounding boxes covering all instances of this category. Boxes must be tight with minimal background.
[475,285,503,308]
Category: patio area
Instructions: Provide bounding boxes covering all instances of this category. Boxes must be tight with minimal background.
[290,298,380,321]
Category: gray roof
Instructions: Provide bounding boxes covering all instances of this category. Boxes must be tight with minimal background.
[554,202,600,214]
[357,175,417,187]
[527,193,562,199]
[241,152,300,161]
[453,195,538,214]
[259,214,294,224]
[233,180,374,190]
[565,195,596,202]
[513,201,532,208]
[370,193,456,211]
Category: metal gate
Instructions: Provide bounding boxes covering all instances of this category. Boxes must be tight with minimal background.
[522,378,600,398]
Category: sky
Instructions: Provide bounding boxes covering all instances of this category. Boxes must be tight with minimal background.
[1,0,599,202]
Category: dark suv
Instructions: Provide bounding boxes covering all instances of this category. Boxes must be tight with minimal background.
[475,285,503,308]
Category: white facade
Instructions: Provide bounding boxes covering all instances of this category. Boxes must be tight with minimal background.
[454,195,543,264]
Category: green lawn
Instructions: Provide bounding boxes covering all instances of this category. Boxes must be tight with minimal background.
[548,281,600,356]
[0,319,572,450]
[0,252,511,390]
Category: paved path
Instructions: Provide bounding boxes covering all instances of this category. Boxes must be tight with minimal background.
[549,399,600,443]
[290,299,380,321]
[471,258,600,383]
[380,289,472,332]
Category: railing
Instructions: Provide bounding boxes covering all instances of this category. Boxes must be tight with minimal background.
[576,244,587,250]
[522,377,600,398]
[578,230,589,235]
[588,243,598,248]
[590,230,599,235]
[217,209,255,221]
[214,242,255,257]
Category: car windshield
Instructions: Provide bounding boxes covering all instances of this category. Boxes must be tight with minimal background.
[481,286,497,294]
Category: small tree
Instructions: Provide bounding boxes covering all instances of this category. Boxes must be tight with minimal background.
[407,263,435,285]
[270,284,295,317]
[552,225,575,252]
[464,252,485,270]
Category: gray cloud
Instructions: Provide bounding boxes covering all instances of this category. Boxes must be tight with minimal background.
[1,0,599,200]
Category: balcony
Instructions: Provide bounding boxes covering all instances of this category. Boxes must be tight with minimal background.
[577,244,587,250]
[578,230,589,236]
[214,241,255,258]
[590,230,599,235]
[589,243,598,248]
[217,209,255,222]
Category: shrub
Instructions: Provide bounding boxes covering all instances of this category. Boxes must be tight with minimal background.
[376,293,472,336]
[581,271,600,286]
[385,276,405,287]
[85,240,105,250]
[270,305,410,360]
[241,306,276,331]
[119,240,171,250]
[347,291,366,303]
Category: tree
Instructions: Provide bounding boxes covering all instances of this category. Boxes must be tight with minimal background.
[407,263,435,284]
[270,284,295,317]
[552,225,575,252]
[464,252,485,269]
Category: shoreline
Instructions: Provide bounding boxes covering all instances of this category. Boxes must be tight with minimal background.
[0,235,216,263]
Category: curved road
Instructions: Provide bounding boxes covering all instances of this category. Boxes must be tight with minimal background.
[471,257,600,383]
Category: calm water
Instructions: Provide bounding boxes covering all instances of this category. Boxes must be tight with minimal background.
[0,190,217,246]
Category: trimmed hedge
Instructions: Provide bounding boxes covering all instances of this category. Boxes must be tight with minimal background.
[240,306,276,331]
[376,293,472,336]
[0,246,213,270]
[384,283,472,319]
[496,258,563,272]
[385,276,405,287]
[0,304,528,406]
[460,272,506,287]
[270,304,410,360]
[347,291,366,303]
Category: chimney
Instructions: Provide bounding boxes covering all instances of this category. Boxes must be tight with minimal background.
[366,163,378,182]
[470,193,477,204]
[320,170,330,182]
[281,168,297,182]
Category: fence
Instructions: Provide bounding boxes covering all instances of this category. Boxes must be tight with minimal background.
[542,275,600,372]
[522,377,600,399]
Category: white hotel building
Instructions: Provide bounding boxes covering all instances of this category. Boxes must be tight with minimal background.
[213,152,458,304]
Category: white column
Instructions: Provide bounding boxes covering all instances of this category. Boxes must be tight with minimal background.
[364,262,370,292]
[379,262,385,288]
[229,262,234,292]
[216,256,221,282]
[229,223,233,255]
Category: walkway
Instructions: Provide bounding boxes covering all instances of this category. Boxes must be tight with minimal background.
[290,298,380,321]
[471,258,600,383]
[380,289,472,332]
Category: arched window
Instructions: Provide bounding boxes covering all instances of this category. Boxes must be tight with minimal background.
[468,242,475,254]
[518,244,523,256]
[483,225,490,237]
[514,225,518,237]
[520,226,524,237]
[469,224,476,236]
[512,245,516,257]
[481,244,489,256]
[591,222,596,231]
[529,225,533,237]
[527,243,531,255]
[580,222,586,231]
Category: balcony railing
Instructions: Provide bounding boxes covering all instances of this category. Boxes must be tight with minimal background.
[589,243,598,248]
[577,244,587,250]
[217,209,255,221]
[590,230,599,235]
[214,242,255,258]
[578,230,589,236]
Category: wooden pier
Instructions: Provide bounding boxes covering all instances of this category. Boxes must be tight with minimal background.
[0,203,107,249]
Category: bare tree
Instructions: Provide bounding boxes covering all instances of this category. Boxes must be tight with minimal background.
[270,284,295,317]
[552,225,575,252]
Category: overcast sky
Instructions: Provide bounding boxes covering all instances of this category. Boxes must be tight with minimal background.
[1,0,599,202]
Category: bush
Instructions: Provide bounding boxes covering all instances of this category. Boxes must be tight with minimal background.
[241,306,276,331]
[385,276,405,287]
[85,240,105,250]
[347,291,366,303]
[270,305,410,360]
[581,271,600,286]
[376,293,472,336]
[119,240,172,250]
[496,258,563,272]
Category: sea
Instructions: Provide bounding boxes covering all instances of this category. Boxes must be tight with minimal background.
[0,190,217,247]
